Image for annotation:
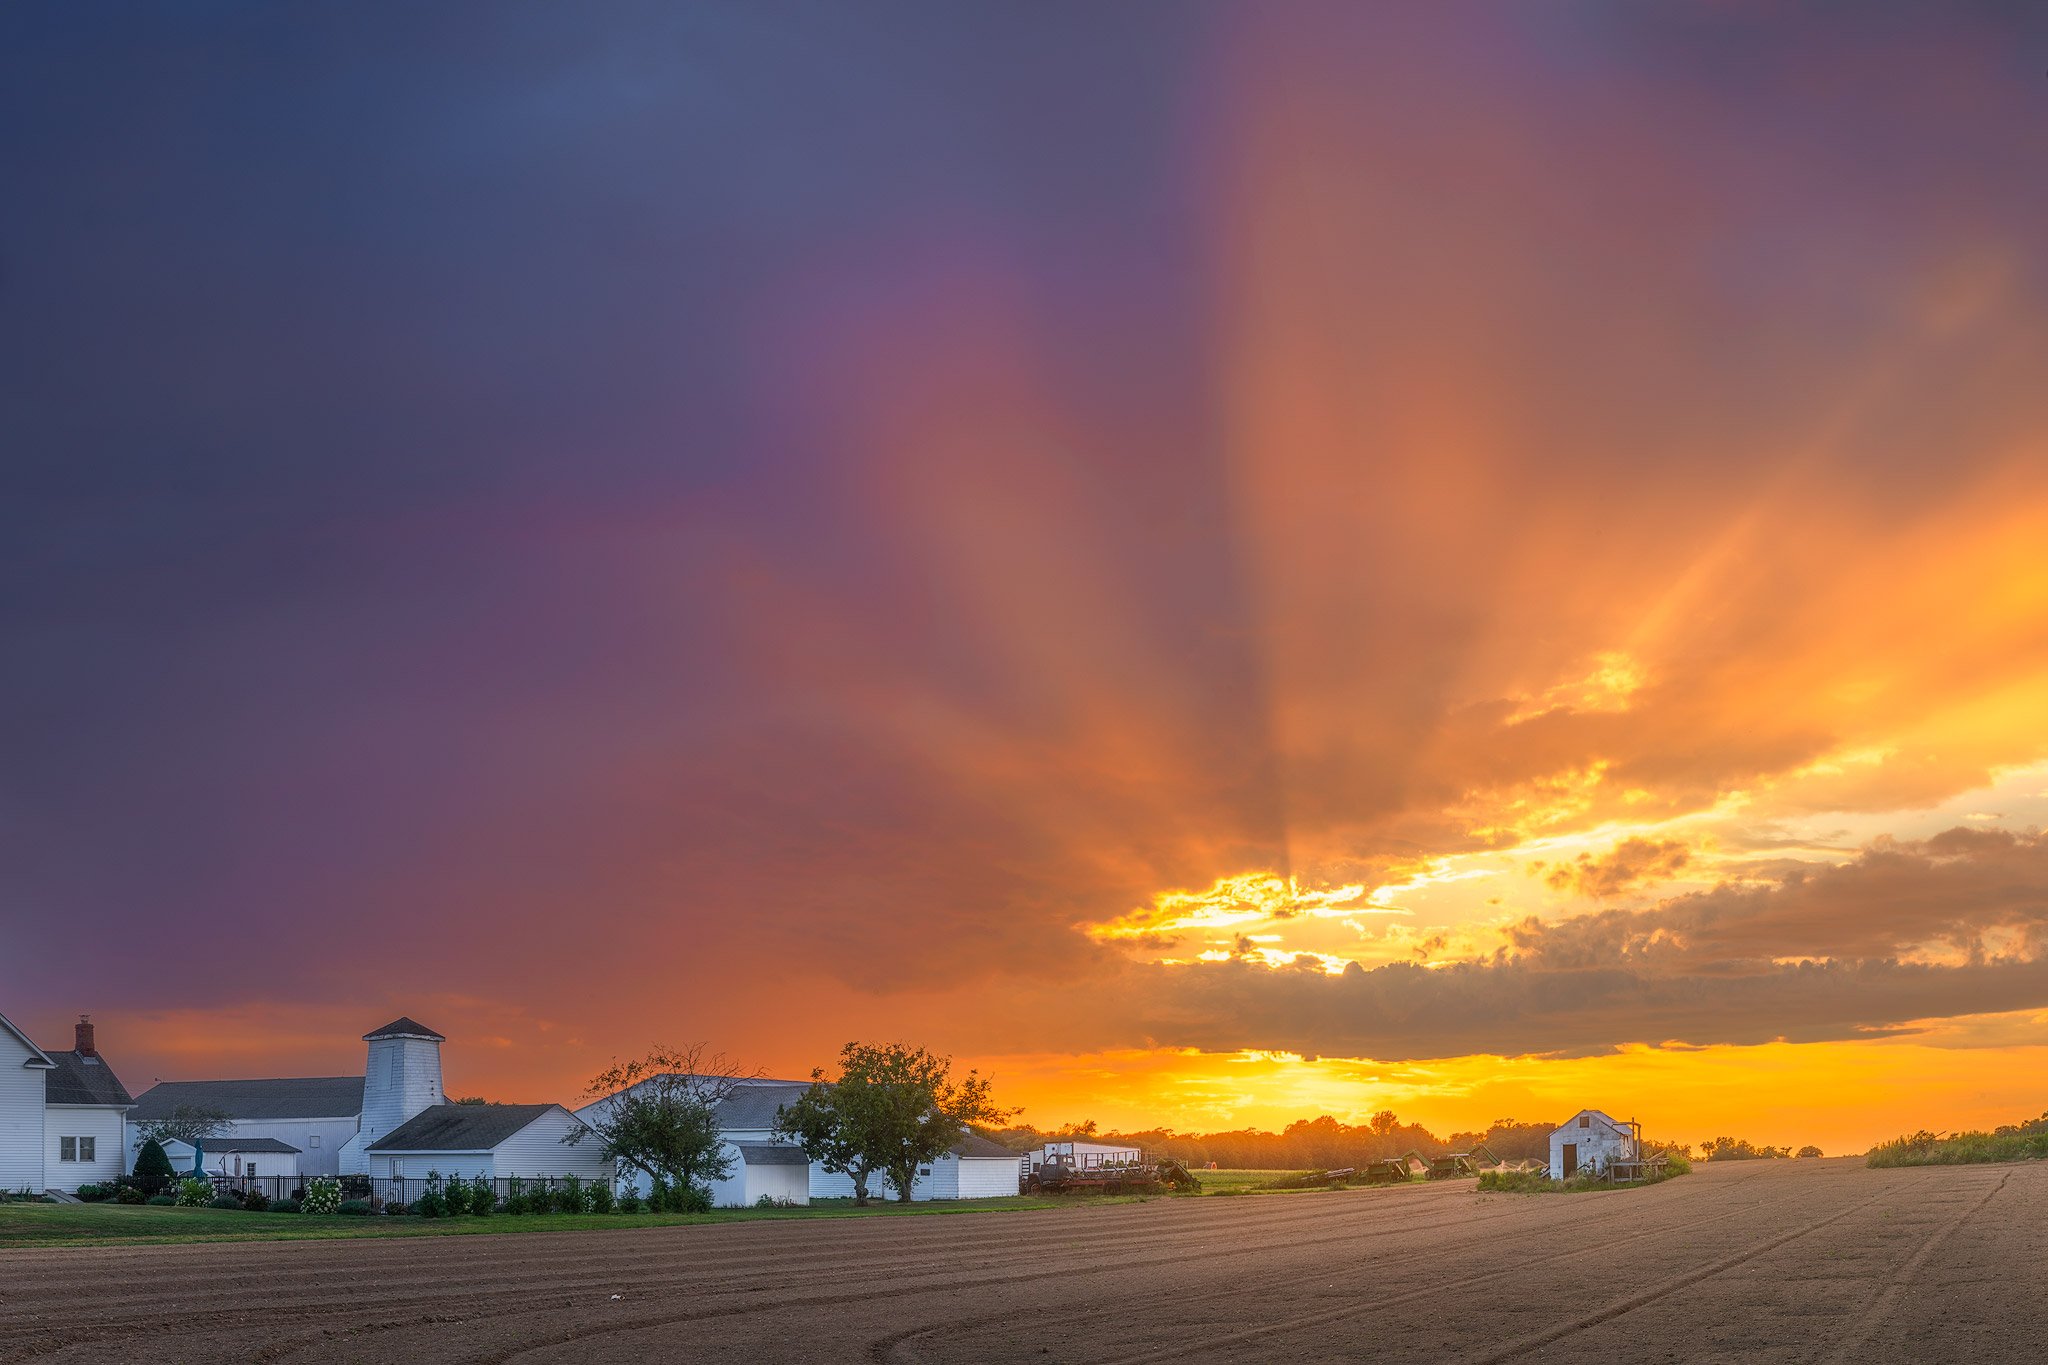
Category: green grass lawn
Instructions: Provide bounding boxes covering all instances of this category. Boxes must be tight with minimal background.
[0,1194,1140,1249]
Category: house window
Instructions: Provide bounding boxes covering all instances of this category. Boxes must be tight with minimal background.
[60,1137,76,1161]
[309,1134,322,1148]
[1579,1116,1590,1129]
[79,1137,95,1163]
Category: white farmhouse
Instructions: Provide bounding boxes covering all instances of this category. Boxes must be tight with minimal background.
[579,1077,815,1207]
[1,1012,135,1194]
[1550,1109,1640,1178]
[365,1103,609,1184]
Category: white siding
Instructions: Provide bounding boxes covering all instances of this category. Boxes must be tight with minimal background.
[1550,1110,1636,1177]
[812,1161,939,1201]
[161,1140,303,1180]
[359,1036,443,1155]
[132,1117,356,1178]
[953,1156,1021,1199]
[44,1107,125,1188]
[489,1107,608,1181]
[0,1035,49,1192]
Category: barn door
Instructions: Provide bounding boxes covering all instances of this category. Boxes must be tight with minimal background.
[1561,1143,1578,1177]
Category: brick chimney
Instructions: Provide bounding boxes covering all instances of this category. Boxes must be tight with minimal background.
[75,1015,95,1056]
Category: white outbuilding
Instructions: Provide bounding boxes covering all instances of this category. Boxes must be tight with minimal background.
[365,1103,610,1185]
[1550,1109,1640,1179]
[160,1136,301,1181]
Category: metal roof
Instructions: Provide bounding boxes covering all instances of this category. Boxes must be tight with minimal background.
[734,1143,810,1166]
[168,1136,301,1154]
[44,1051,134,1108]
[714,1082,812,1130]
[363,1017,444,1042]
[950,1132,1021,1160]
[131,1077,365,1121]
[367,1103,564,1152]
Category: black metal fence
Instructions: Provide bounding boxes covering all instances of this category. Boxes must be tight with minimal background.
[193,1172,614,1210]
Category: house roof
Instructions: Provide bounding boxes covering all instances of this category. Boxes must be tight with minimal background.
[131,1077,365,1121]
[735,1143,810,1167]
[0,1012,56,1070]
[44,1051,134,1108]
[951,1133,1021,1161]
[367,1103,563,1152]
[363,1017,444,1042]
[168,1137,301,1154]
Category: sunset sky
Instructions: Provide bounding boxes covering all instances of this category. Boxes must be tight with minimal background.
[6,3,2048,1156]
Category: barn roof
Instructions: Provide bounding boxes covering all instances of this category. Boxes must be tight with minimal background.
[363,1017,444,1042]
[951,1133,1020,1160]
[44,1051,134,1108]
[131,1077,365,1121]
[1553,1109,1630,1135]
[367,1103,562,1152]
[735,1143,810,1166]
[714,1082,811,1130]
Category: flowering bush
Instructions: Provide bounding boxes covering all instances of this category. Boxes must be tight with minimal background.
[175,1178,213,1207]
[301,1177,341,1215]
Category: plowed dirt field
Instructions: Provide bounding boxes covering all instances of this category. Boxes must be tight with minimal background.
[3,1158,2039,1363]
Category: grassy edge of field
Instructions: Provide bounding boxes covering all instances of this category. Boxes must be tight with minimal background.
[1866,1130,2048,1168]
[0,1170,1428,1247]
[1477,1156,1692,1195]
[0,1194,1142,1249]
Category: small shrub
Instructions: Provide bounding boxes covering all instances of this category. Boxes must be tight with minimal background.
[241,1187,271,1212]
[336,1199,374,1217]
[176,1177,214,1207]
[302,1178,342,1215]
[469,1176,496,1216]
[208,1194,243,1210]
[676,1183,712,1214]
[557,1175,584,1213]
[413,1189,447,1219]
[134,1139,176,1196]
[116,1186,147,1205]
[271,1197,302,1214]
[384,1201,408,1216]
[145,1193,177,1206]
[75,1183,107,1202]
[587,1182,613,1215]
[616,1191,643,1214]
[438,1173,468,1216]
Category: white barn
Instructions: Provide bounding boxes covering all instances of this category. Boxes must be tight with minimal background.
[127,1016,450,1179]
[365,1102,608,1184]
[1,1012,136,1194]
[1550,1109,1640,1178]
[579,1077,817,1208]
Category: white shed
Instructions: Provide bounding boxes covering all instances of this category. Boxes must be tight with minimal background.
[712,1143,810,1207]
[366,1103,609,1184]
[161,1136,301,1181]
[1550,1109,1639,1178]
[809,1133,1025,1201]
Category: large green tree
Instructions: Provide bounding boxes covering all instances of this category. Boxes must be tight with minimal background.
[776,1042,1011,1205]
[567,1044,755,1201]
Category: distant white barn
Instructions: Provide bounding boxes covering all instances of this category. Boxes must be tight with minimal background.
[1550,1109,1640,1178]
[577,1076,816,1207]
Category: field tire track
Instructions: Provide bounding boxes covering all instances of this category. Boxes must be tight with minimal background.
[1812,1170,2010,1365]
[1452,1182,1899,1365]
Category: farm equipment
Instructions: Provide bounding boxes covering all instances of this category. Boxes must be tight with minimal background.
[1425,1153,1479,1180]
[1362,1156,1418,1185]
[1030,1153,1199,1195]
